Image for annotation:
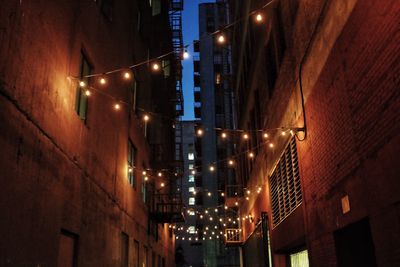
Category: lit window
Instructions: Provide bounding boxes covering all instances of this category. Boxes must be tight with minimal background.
[188,164,194,170]
[127,139,137,188]
[75,52,92,121]
[188,226,196,234]
[189,211,195,216]
[188,175,195,182]
[215,73,221,84]
[188,153,194,160]
[188,187,195,192]
[189,197,195,205]
[290,250,309,267]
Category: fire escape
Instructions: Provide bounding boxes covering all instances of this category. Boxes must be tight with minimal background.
[150,0,185,224]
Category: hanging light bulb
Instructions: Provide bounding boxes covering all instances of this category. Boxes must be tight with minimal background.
[128,167,133,173]
[99,77,107,85]
[228,160,234,166]
[152,62,160,71]
[158,172,162,177]
[142,170,147,175]
[160,182,165,187]
[144,176,148,181]
[249,152,254,158]
[221,192,225,197]
[123,71,132,80]
[114,103,121,110]
[263,132,269,139]
[243,133,249,140]
[224,205,228,210]
[247,190,251,195]
[217,34,226,44]
[209,166,215,172]
[85,90,91,96]
[207,192,212,197]
[255,13,263,23]
[143,114,150,122]
[281,130,287,136]
[197,129,203,136]
[183,50,189,59]
[221,132,227,139]
[269,143,274,148]
[79,81,86,87]
[191,170,196,175]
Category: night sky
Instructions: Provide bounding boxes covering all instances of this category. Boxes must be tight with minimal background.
[182,0,214,120]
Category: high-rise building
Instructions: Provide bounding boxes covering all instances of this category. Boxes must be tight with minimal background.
[0,0,184,266]
[190,1,240,266]
[226,0,400,266]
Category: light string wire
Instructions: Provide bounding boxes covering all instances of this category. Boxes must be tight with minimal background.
[68,0,276,80]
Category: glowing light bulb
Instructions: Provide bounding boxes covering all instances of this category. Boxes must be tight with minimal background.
[79,81,86,87]
[214,208,218,212]
[209,166,215,172]
[158,172,162,177]
[281,131,286,136]
[183,51,189,59]
[152,63,160,71]
[255,13,263,22]
[114,103,120,110]
[249,152,254,158]
[123,71,131,80]
[263,132,269,139]
[128,167,133,173]
[221,132,227,139]
[85,90,91,96]
[243,133,249,140]
[228,160,234,166]
[197,129,203,136]
[143,114,150,121]
[100,77,106,85]
[235,201,239,206]
[144,176,148,181]
[224,206,228,210]
[247,190,251,195]
[207,192,212,197]
[217,34,226,44]
[191,170,196,175]
[142,171,147,175]
[221,192,225,197]
[246,197,249,201]
[160,182,165,187]
[269,143,274,148]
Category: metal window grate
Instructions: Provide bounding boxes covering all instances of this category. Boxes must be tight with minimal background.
[270,138,302,227]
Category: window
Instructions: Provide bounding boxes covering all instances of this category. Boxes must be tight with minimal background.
[57,230,78,267]
[128,139,137,187]
[188,153,194,160]
[188,226,196,234]
[188,164,194,170]
[130,79,137,111]
[143,246,149,267]
[189,197,195,205]
[152,0,161,16]
[121,233,129,267]
[189,210,195,216]
[134,240,140,267]
[142,170,148,203]
[270,138,301,226]
[75,52,92,120]
[290,250,309,267]
[188,187,195,193]
[215,73,221,84]
[162,60,170,77]
[188,175,195,182]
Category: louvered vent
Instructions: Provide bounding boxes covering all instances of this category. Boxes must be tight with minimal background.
[270,138,302,227]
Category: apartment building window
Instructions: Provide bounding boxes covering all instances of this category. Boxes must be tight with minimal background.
[128,139,137,188]
[121,233,129,267]
[188,226,196,234]
[75,53,92,121]
[189,197,195,205]
[134,240,140,267]
[270,138,301,226]
[188,175,195,182]
[290,250,309,267]
[188,164,194,170]
[188,187,195,193]
[57,230,78,267]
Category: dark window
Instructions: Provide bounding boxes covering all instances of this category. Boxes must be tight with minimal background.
[75,53,92,121]
[121,233,129,267]
[334,218,377,267]
[57,230,79,267]
[128,139,137,188]
[134,240,140,267]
